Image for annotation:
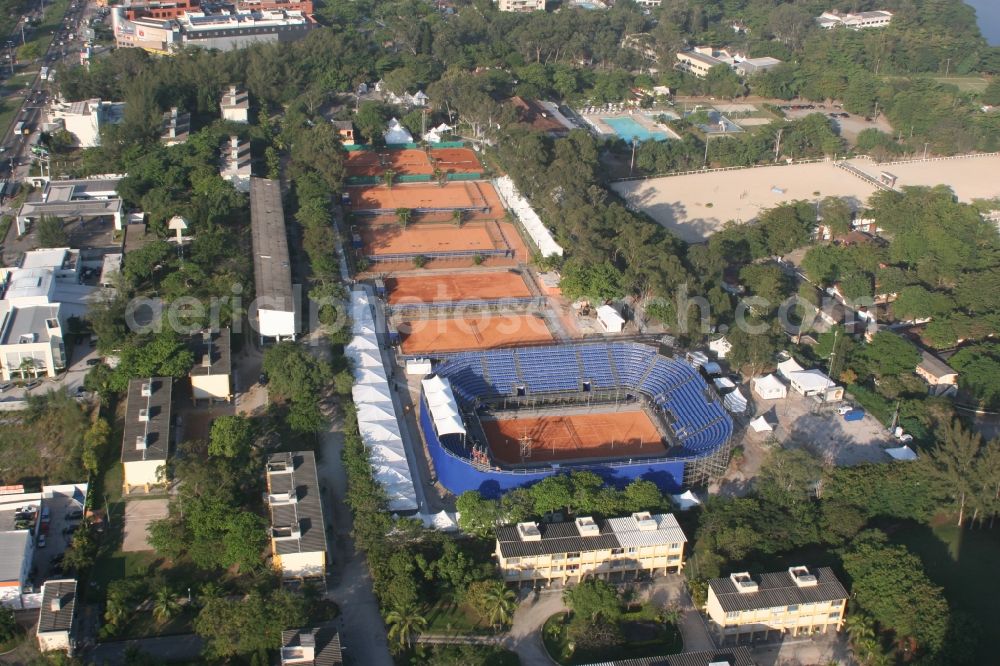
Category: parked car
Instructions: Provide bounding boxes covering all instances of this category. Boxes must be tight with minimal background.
[0,382,11,392]
[37,534,46,548]
[24,380,40,390]
[65,508,83,520]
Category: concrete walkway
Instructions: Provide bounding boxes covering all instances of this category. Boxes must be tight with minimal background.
[640,576,716,652]
[318,420,394,666]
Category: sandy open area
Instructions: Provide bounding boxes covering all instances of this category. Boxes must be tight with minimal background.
[846,154,1000,202]
[613,154,1000,243]
[613,161,876,242]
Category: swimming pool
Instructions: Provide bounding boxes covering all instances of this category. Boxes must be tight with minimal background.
[602,116,669,142]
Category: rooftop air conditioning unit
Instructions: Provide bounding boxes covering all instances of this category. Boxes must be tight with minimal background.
[789,565,818,587]
[201,353,212,368]
[730,572,758,593]
[575,516,599,537]
[632,511,657,531]
[50,596,62,612]
[138,408,149,422]
[135,435,147,450]
[516,522,541,541]
[140,382,152,397]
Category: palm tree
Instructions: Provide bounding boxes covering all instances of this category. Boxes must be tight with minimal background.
[396,207,412,228]
[481,581,517,628]
[152,586,181,623]
[385,603,426,651]
[383,169,396,189]
[104,594,129,630]
[450,209,463,227]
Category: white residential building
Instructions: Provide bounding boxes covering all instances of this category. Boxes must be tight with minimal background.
[495,0,545,12]
[221,86,250,123]
[816,10,893,30]
[47,99,125,148]
[37,579,77,654]
[121,377,173,492]
[220,135,252,193]
[266,451,328,580]
[16,176,124,234]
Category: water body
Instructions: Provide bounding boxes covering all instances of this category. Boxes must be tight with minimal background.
[966,0,1000,46]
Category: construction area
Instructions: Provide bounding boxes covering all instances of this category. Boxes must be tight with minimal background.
[482,407,667,466]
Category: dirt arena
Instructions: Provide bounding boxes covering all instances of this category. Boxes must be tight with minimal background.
[399,314,553,353]
[484,410,666,465]
[345,147,482,178]
[361,221,508,257]
[387,271,531,303]
[612,154,1000,243]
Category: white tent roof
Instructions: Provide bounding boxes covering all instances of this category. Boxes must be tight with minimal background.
[688,351,709,367]
[777,357,804,379]
[348,335,379,352]
[749,415,773,432]
[703,361,722,376]
[348,349,384,368]
[492,176,563,257]
[789,369,835,392]
[352,383,393,404]
[384,118,414,144]
[723,389,747,413]
[708,337,731,358]
[360,420,402,443]
[356,402,397,423]
[714,377,736,391]
[367,443,407,463]
[356,366,388,385]
[753,374,785,398]
[422,376,466,437]
[886,445,918,461]
[411,510,459,531]
[671,490,701,510]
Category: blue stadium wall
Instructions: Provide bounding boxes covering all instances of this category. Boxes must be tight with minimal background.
[420,397,687,499]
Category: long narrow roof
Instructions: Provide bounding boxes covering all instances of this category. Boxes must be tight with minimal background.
[497,513,686,559]
[579,647,755,666]
[121,377,172,464]
[266,451,327,558]
[250,177,294,312]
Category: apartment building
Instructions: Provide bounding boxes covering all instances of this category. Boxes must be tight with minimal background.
[220,135,252,193]
[495,0,545,13]
[221,86,250,123]
[816,10,893,30]
[36,579,77,654]
[161,107,190,146]
[189,327,232,403]
[121,377,173,492]
[266,451,327,580]
[495,512,687,586]
[706,566,848,645]
[47,99,125,148]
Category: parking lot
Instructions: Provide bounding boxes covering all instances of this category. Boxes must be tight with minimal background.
[780,103,894,146]
[32,489,86,584]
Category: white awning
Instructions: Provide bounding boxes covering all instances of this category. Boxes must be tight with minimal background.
[348,334,379,352]
[749,415,773,432]
[352,383,393,404]
[492,176,563,257]
[360,420,402,443]
[434,413,467,436]
[886,445,917,461]
[356,402,397,423]
[789,369,835,393]
[422,376,466,437]
[348,349,384,368]
[713,377,736,392]
[356,366,388,385]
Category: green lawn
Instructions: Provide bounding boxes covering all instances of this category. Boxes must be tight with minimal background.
[424,596,496,635]
[889,518,1000,661]
[931,76,989,93]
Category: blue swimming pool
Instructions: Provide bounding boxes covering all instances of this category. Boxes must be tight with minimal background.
[602,116,669,142]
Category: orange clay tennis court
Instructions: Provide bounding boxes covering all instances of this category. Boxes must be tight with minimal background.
[484,411,667,465]
[346,148,482,178]
[387,271,531,304]
[399,314,553,353]
[349,182,498,212]
[361,222,505,256]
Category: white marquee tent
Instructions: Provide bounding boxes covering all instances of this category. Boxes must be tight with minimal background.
[752,374,787,400]
[671,490,702,510]
[353,383,393,404]
[776,357,804,380]
[723,389,747,413]
[886,445,918,461]
[749,415,773,432]
[596,305,626,333]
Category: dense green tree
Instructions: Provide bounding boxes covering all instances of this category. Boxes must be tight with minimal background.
[195,590,307,659]
[862,332,920,378]
[456,491,498,538]
[563,579,621,623]
[208,415,255,459]
[36,215,69,248]
[385,603,426,652]
[110,331,195,393]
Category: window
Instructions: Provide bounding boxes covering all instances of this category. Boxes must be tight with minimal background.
[627,547,637,554]
[611,548,624,555]
[669,542,680,549]
[787,605,799,612]
[726,611,739,619]
[507,557,520,565]
[567,552,580,560]
[667,555,679,562]
[828,612,841,619]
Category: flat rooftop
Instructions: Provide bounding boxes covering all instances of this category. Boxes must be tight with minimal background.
[266,451,327,558]
[121,377,173,464]
[250,178,294,312]
[0,529,31,584]
[0,304,60,344]
[38,579,77,634]
[189,327,232,377]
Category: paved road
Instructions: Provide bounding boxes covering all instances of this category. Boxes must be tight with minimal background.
[317,418,394,666]
[503,588,564,666]
[89,634,204,664]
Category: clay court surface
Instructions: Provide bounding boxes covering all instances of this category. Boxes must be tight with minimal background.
[362,222,504,256]
[399,314,553,353]
[613,155,1000,243]
[387,271,531,303]
[484,411,666,465]
[346,147,482,177]
[350,181,496,212]
[122,498,169,552]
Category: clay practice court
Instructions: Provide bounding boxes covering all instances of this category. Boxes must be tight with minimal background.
[399,314,553,353]
[349,181,494,213]
[345,147,482,178]
[387,271,531,304]
[361,222,506,256]
[483,410,666,465]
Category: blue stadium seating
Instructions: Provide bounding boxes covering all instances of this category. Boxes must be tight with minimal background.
[432,342,732,455]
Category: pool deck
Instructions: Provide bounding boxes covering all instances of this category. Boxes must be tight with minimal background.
[583,112,681,141]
